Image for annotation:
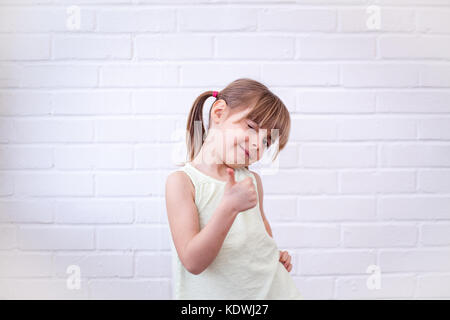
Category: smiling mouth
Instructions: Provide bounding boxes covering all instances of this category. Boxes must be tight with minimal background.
[240,145,250,157]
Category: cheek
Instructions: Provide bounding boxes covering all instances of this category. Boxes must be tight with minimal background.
[224,129,246,146]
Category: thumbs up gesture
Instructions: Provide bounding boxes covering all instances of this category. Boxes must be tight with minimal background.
[222,168,258,214]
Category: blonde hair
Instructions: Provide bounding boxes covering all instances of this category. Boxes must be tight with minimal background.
[185,78,291,169]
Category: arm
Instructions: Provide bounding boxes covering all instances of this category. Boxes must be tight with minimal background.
[251,170,294,272]
[263,215,273,238]
[165,171,239,275]
[251,170,273,238]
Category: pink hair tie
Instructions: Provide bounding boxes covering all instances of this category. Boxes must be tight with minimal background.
[212,91,218,98]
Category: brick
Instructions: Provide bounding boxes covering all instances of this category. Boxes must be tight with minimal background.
[0,279,89,299]
[340,170,415,194]
[135,198,167,224]
[13,119,94,142]
[0,91,52,115]
[417,9,450,33]
[0,173,14,196]
[89,279,171,299]
[0,200,53,223]
[263,197,297,222]
[0,65,98,88]
[95,172,165,196]
[290,118,338,141]
[179,8,257,31]
[299,144,376,168]
[380,144,450,167]
[132,89,200,115]
[292,276,334,299]
[18,226,94,250]
[14,173,93,196]
[95,118,177,142]
[96,226,171,250]
[297,91,376,114]
[0,253,53,277]
[421,65,450,87]
[97,8,175,32]
[338,8,414,32]
[262,170,338,194]
[379,249,450,272]
[379,36,450,59]
[100,65,178,87]
[297,197,376,221]
[418,170,450,193]
[136,35,213,60]
[272,224,340,248]
[0,7,95,32]
[0,225,16,249]
[342,64,418,87]
[53,253,133,277]
[55,200,133,224]
[135,144,177,169]
[0,146,52,169]
[417,275,450,298]
[298,36,375,59]
[336,274,415,299]
[299,250,376,275]
[379,196,450,220]
[420,223,450,246]
[259,8,336,32]
[342,224,417,247]
[377,91,450,113]
[417,118,450,140]
[180,63,260,86]
[52,91,131,115]
[0,35,50,60]
[53,35,132,59]
[217,35,294,59]
[263,64,339,86]
[135,252,172,277]
[54,145,133,169]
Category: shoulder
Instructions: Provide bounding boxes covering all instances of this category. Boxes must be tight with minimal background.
[248,169,261,183]
[166,170,195,199]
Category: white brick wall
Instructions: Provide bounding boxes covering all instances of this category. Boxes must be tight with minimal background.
[0,0,449,299]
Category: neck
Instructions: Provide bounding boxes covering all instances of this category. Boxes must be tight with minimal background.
[191,134,229,177]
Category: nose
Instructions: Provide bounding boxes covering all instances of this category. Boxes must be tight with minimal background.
[244,134,257,147]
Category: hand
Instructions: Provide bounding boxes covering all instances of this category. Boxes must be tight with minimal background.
[221,167,258,214]
[279,250,293,272]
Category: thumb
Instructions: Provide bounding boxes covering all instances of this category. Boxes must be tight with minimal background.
[226,168,236,186]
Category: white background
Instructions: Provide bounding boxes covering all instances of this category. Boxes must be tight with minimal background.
[0,0,449,299]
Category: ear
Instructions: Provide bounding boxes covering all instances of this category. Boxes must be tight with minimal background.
[210,99,228,126]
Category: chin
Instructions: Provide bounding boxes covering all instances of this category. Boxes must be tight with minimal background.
[226,163,247,169]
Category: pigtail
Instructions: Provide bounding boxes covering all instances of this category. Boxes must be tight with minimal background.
[186,91,217,161]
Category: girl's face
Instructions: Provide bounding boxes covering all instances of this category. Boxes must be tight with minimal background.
[208,102,271,168]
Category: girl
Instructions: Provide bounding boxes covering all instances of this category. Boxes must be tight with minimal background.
[165,78,303,300]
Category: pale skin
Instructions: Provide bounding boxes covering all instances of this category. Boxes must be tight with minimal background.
[165,98,292,275]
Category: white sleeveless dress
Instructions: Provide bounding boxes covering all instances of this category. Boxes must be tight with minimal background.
[170,162,303,300]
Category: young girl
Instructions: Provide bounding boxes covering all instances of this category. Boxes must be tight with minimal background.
[165,78,303,300]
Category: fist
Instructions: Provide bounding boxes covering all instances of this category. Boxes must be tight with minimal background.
[222,168,258,214]
[279,250,293,272]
